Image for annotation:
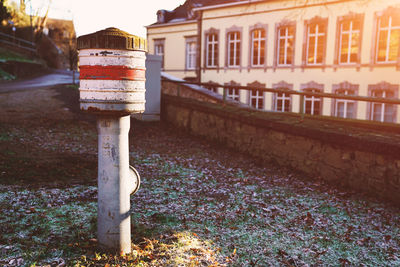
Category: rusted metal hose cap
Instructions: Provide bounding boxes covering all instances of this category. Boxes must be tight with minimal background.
[77,27,147,52]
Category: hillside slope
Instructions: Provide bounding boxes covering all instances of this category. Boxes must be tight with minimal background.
[0,47,47,80]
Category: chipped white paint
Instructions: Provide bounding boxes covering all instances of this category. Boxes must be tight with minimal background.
[79,49,146,68]
[78,48,146,114]
[80,80,145,90]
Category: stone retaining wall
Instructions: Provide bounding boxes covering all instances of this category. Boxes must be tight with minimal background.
[162,79,223,104]
[162,94,400,206]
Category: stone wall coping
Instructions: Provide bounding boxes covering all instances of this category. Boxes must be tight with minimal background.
[161,73,249,108]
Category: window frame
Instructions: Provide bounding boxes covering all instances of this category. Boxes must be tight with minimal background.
[185,36,197,71]
[371,7,400,68]
[227,88,240,101]
[247,81,266,110]
[154,38,165,69]
[204,28,220,70]
[300,81,324,115]
[273,81,293,112]
[302,16,328,67]
[205,81,219,94]
[332,82,359,119]
[334,13,364,67]
[248,23,268,70]
[224,81,241,102]
[225,25,243,69]
[367,82,398,123]
[274,21,296,69]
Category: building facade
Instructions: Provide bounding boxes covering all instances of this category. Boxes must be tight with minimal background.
[146,0,400,123]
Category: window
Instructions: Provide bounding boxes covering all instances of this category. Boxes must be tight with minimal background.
[205,31,219,68]
[304,18,328,65]
[63,30,69,38]
[154,39,165,69]
[276,93,291,112]
[338,16,362,64]
[304,90,321,115]
[371,90,395,122]
[276,24,295,66]
[227,31,241,67]
[273,81,293,112]
[333,82,359,119]
[301,82,323,115]
[248,81,265,110]
[224,81,240,102]
[335,90,356,118]
[157,10,166,23]
[227,88,240,101]
[205,81,218,93]
[376,12,400,63]
[251,29,266,67]
[368,82,398,123]
[185,37,197,70]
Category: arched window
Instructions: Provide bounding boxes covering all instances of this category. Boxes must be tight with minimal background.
[273,81,293,112]
[227,30,241,67]
[250,28,266,67]
[375,7,400,63]
[335,13,364,65]
[332,82,359,119]
[224,81,240,102]
[275,21,296,67]
[303,17,328,66]
[301,81,324,115]
[204,28,219,68]
[368,82,398,122]
[248,81,265,110]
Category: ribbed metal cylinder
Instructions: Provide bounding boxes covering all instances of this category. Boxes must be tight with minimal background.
[77,28,147,115]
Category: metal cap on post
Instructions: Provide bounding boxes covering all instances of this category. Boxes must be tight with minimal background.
[77,28,147,255]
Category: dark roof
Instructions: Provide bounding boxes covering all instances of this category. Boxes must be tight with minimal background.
[154,0,245,24]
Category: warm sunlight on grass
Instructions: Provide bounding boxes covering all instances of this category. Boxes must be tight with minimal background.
[0,186,225,266]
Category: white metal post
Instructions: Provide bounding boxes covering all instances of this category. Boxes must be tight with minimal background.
[77,28,146,254]
[97,115,132,253]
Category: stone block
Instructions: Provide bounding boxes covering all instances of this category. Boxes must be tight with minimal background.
[322,146,344,167]
[376,155,386,165]
[163,96,400,206]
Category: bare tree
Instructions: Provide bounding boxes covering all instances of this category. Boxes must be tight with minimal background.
[0,0,11,22]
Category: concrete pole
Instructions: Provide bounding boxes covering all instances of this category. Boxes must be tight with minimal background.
[97,115,131,254]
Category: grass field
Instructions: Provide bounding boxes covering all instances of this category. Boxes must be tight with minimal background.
[0,85,399,266]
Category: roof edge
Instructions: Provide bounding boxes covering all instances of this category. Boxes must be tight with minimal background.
[192,0,266,12]
[146,19,197,29]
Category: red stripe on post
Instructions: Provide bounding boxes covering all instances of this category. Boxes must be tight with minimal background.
[79,66,146,81]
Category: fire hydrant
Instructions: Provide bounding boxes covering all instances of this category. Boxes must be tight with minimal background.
[77,28,146,254]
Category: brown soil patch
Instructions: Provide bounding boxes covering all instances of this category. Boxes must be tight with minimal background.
[0,85,97,187]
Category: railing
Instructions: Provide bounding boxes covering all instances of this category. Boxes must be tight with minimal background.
[164,79,400,123]
[0,31,36,53]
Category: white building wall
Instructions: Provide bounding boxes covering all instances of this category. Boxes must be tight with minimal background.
[147,0,400,122]
[200,0,400,121]
[147,21,198,79]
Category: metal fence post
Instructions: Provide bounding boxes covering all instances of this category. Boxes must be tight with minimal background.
[300,94,305,120]
[223,87,227,103]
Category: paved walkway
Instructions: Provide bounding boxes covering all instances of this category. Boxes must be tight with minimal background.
[0,69,79,93]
